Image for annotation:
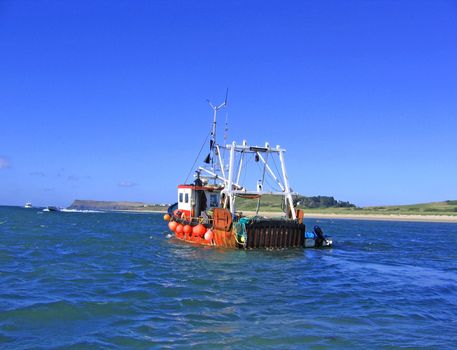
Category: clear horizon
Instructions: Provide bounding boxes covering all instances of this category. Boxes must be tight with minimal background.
[1,1,456,208]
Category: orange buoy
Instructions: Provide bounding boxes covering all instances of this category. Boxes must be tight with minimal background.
[204,229,214,241]
[192,225,200,236]
[183,225,192,235]
[163,214,171,221]
[193,224,206,237]
[168,221,177,232]
[176,224,184,234]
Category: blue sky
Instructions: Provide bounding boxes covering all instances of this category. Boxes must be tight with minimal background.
[1,0,456,207]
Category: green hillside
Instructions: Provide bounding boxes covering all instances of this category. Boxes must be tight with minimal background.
[235,196,457,216]
[236,194,284,211]
[235,194,354,211]
[359,200,457,216]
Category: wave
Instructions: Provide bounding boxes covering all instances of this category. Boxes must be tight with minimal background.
[60,209,104,213]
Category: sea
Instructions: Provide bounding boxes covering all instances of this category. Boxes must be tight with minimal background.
[1,205,456,349]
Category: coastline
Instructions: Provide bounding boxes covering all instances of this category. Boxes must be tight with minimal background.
[65,200,457,223]
[242,210,457,223]
[303,213,457,223]
[61,206,457,223]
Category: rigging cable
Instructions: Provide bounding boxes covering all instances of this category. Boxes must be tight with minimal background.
[255,152,268,215]
[263,175,281,192]
[221,105,229,167]
[233,150,245,186]
[241,153,253,187]
[223,109,229,143]
[183,128,212,184]
[271,154,284,191]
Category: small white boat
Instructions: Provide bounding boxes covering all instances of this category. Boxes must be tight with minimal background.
[24,202,33,208]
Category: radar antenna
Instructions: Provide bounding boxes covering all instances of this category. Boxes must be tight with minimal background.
[207,88,228,151]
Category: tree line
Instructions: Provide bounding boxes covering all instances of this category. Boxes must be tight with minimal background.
[295,196,356,209]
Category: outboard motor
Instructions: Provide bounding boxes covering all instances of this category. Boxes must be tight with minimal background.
[313,225,326,247]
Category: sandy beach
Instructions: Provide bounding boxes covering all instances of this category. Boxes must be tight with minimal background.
[242,211,457,223]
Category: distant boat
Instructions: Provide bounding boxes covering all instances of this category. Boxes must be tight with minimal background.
[24,202,33,208]
[43,206,60,212]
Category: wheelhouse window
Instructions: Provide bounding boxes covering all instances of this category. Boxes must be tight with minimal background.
[185,193,189,203]
[209,194,219,208]
[179,193,183,203]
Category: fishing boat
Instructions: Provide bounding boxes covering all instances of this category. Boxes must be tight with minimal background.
[24,202,33,208]
[164,96,332,249]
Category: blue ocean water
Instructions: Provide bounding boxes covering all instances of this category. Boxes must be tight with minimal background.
[1,206,456,349]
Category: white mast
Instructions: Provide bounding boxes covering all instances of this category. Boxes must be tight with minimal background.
[278,146,296,219]
[207,89,228,160]
[227,141,236,216]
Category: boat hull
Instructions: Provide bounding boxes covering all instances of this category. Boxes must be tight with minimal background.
[243,219,305,249]
[169,208,332,249]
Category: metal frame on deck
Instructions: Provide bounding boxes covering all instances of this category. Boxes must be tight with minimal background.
[197,103,296,219]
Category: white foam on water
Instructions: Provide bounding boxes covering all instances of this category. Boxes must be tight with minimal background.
[60,209,103,213]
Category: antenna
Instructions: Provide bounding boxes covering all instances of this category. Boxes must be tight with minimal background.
[223,110,229,143]
[223,89,229,143]
[207,88,229,151]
